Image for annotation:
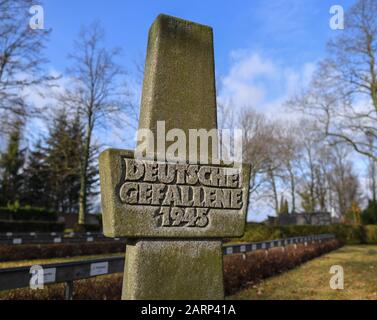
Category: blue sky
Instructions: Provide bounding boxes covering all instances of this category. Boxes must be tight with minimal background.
[41,0,349,80]
[28,0,359,220]
[36,0,356,135]
[38,0,356,125]
[43,0,353,76]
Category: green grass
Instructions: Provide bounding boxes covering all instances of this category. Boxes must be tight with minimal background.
[228,245,377,300]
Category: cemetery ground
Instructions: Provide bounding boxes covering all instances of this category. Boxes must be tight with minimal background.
[229,245,377,300]
[2,240,374,300]
[0,224,375,299]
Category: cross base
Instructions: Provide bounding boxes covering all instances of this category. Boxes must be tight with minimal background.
[122,239,224,299]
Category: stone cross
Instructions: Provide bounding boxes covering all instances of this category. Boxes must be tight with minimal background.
[99,14,251,300]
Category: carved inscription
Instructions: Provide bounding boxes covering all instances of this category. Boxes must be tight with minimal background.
[119,159,243,228]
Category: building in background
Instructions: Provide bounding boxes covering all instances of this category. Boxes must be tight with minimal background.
[267,212,333,226]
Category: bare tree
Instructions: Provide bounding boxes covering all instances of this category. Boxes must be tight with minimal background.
[276,123,302,214]
[58,21,130,226]
[327,144,362,218]
[241,111,288,214]
[237,108,276,197]
[287,0,377,161]
[366,134,377,201]
[289,119,340,215]
[368,157,377,202]
[0,0,54,132]
[266,162,280,215]
[295,120,322,212]
[315,146,333,212]
[217,101,235,132]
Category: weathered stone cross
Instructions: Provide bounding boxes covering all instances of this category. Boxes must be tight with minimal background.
[99,14,250,300]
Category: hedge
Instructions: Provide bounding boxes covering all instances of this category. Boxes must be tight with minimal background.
[0,241,125,262]
[223,238,344,295]
[0,220,65,233]
[0,207,57,222]
[73,223,102,232]
[0,239,343,299]
[364,225,377,243]
[235,223,377,245]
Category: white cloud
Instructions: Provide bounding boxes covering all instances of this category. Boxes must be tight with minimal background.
[22,69,140,151]
[219,50,316,120]
[227,50,277,81]
[220,51,276,108]
[22,69,69,144]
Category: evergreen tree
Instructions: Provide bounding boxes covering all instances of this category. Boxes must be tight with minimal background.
[29,108,98,214]
[64,112,98,214]
[278,196,289,215]
[22,140,50,208]
[278,195,284,215]
[361,200,377,225]
[283,199,289,215]
[345,201,361,225]
[0,121,25,206]
[65,113,83,213]
[299,190,316,213]
[20,108,99,215]
[67,112,98,214]
[44,109,72,212]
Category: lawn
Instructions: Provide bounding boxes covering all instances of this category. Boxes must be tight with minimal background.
[229,245,377,300]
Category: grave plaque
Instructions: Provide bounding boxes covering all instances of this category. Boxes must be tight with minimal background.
[99,14,250,300]
[100,150,250,238]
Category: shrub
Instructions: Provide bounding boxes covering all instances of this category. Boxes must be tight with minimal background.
[0,220,64,232]
[73,223,101,233]
[364,225,377,244]
[223,239,344,295]
[0,241,125,262]
[0,207,57,222]
[361,200,377,225]
[326,224,364,244]
[1,274,123,300]
[235,223,376,245]
[238,224,281,242]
